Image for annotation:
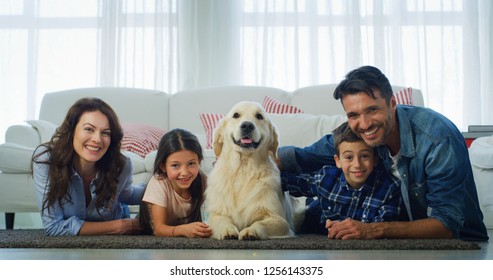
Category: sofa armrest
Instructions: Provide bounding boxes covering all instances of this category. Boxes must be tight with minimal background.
[5,124,42,147]
[0,143,35,173]
[5,120,57,148]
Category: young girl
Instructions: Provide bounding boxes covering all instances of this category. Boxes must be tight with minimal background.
[139,128,212,238]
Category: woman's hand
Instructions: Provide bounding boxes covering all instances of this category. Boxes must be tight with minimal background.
[118,218,142,235]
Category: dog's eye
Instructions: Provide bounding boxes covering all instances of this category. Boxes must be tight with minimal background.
[233,113,240,118]
[256,113,264,120]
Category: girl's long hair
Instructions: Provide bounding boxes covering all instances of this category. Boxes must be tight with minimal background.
[31,97,125,214]
[139,128,206,235]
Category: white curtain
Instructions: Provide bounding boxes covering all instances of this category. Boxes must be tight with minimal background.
[1,0,492,142]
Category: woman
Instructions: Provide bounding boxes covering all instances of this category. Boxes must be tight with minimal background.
[32,97,144,236]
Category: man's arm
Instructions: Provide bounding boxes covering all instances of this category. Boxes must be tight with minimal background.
[280,170,320,198]
[277,134,336,173]
[326,218,453,240]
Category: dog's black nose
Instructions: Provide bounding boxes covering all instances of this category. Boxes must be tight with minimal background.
[240,121,254,134]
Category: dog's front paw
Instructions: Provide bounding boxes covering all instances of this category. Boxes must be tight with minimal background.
[214,224,240,240]
[239,226,266,240]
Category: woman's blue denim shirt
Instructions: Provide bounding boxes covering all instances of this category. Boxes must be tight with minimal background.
[279,106,488,241]
[33,148,145,236]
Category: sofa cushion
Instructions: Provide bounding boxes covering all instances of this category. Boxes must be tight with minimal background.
[121,123,166,158]
[39,87,169,130]
[269,114,347,148]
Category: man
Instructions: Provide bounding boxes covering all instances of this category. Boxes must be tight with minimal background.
[277,66,488,241]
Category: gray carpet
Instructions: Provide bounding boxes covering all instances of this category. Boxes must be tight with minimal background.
[0,230,481,250]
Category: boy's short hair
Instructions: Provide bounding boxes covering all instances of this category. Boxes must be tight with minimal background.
[333,122,367,155]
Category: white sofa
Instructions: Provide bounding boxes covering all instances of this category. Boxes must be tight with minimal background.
[12,84,489,231]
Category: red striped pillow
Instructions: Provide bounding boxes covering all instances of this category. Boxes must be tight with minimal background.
[199,113,224,149]
[394,87,414,105]
[262,96,304,114]
[121,123,166,158]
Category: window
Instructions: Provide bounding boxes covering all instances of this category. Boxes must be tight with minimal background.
[1,0,490,142]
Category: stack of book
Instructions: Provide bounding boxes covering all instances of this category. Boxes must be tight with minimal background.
[462,125,493,147]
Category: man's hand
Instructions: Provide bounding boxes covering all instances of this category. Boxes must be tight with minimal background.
[326,218,377,240]
[326,217,454,240]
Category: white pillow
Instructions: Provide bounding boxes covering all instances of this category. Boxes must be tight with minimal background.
[26,120,58,143]
[144,150,158,173]
[268,113,347,148]
[121,150,146,174]
[470,136,493,169]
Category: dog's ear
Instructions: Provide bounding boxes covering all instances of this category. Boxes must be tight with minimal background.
[212,117,226,157]
[269,121,279,158]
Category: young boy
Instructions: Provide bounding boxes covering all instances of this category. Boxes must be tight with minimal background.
[281,121,402,236]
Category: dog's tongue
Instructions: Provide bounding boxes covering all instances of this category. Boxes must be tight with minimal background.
[241,138,253,144]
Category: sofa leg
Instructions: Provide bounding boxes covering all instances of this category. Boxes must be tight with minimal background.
[5,213,14,230]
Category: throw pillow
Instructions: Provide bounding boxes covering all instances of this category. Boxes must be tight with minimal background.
[394,87,414,105]
[262,96,304,114]
[121,123,166,158]
[199,113,224,149]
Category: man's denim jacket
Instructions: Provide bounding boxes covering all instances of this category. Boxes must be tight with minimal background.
[279,105,488,241]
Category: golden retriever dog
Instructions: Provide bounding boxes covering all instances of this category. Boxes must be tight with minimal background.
[205,101,292,240]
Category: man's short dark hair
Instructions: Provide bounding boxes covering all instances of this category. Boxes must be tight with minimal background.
[333,65,393,104]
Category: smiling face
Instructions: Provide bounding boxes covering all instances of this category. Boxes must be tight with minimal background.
[342,90,398,150]
[161,149,200,198]
[73,110,111,170]
[334,140,377,189]
[230,102,266,151]
[213,101,278,157]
